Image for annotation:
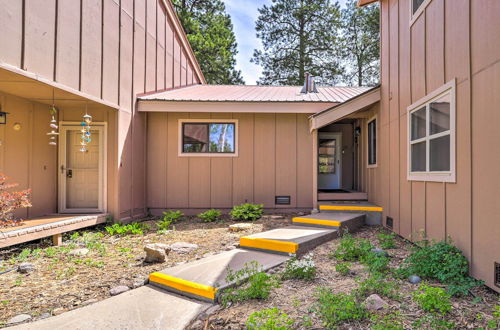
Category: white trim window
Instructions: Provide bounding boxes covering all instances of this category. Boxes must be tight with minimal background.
[178,119,238,157]
[407,79,456,182]
[367,116,377,167]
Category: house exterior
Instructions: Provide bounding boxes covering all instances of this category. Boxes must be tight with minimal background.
[0,0,498,293]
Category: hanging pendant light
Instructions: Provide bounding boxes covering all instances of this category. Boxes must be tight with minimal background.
[48,89,59,145]
[80,103,92,152]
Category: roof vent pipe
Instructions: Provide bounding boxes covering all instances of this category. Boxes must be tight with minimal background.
[300,72,318,93]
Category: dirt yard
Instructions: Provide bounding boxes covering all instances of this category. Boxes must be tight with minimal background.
[0,215,289,326]
[203,227,500,329]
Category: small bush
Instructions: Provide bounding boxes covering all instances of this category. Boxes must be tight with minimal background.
[488,302,500,329]
[282,253,316,281]
[246,307,294,330]
[412,284,452,314]
[361,252,390,274]
[331,233,373,261]
[221,261,279,305]
[162,210,184,223]
[105,222,149,236]
[335,262,351,276]
[377,231,397,249]
[156,218,172,233]
[230,203,264,221]
[398,239,481,295]
[412,314,455,329]
[315,289,367,328]
[355,273,400,300]
[198,209,222,223]
[0,174,31,226]
[370,312,404,330]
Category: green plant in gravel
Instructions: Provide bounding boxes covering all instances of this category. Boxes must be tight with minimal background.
[377,231,397,249]
[16,248,31,261]
[335,262,351,276]
[84,258,105,268]
[221,261,279,306]
[230,203,264,221]
[282,253,316,281]
[487,302,500,329]
[370,312,404,330]
[198,209,222,223]
[246,307,294,330]
[354,273,400,300]
[361,252,390,274]
[44,247,57,257]
[398,239,482,296]
[105,222,149,236]
[412,284,452,314]
[315,288,367,328]
[162,210,184,223]
[156,218,172,234]
[412,314,455,329]
[331,232,373,262]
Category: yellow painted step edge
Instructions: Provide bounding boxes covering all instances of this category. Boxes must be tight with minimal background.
[319,205,383,212]
[292,217,341,227]
[240,237,298,254]
[149,272,218,300]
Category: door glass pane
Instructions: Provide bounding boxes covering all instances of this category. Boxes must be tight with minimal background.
[183,124,208,152]
[411,107,426,140]
[411,141,426,172]
[430,93,451,135]
[430,135,450,171]
[208,123,235,153]
[318,139,336,174]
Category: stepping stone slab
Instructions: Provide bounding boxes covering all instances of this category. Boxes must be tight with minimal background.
[292,212,365,231]
[149,248,288,302]
[239,225,338,255]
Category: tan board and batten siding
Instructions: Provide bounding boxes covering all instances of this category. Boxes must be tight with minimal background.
[146,113,314,212]
[365,0,500,292]
[0,0,203,220]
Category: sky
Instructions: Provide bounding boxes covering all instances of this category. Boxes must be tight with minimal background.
[224,0,349,85]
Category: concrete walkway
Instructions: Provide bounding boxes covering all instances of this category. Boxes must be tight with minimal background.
[13,203,381,329]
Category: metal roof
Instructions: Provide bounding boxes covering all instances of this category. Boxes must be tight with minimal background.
[138,84,371,103]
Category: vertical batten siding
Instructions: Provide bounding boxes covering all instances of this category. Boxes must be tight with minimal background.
[146,112,314,211]
[376,0,500,292]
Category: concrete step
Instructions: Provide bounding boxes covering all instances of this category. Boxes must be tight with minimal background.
[149,248,288,303]
[239,225,338,256]
[318,201,383,225]
[292,212,365,232]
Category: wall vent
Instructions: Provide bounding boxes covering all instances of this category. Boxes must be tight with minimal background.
[386,216,393,229]
[275,196,291,205]
[495,262,500,288]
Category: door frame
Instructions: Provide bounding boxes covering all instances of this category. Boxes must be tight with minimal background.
[58,121,107,213]
[317,132,343,190]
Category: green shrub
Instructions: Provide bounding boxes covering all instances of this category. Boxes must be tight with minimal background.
[105,222,149,236]
[412,314,455,329]
[361,252,390,274]
[230,203,264,221]
[198,209,222,223]
[282,253,316,281]
[370,312,404,330]
[156,218,172,233]
[354,273,400,300]
[331,233,373,261]
[246,307,294,330]
[162,210,184,223]
[335,262,351,276]
[398,239,481,295]
[17,249,32,261]
[221,261,279,305]
[488,302,500,329]
[315,289,367,328]
[412,284,452,314]
[377,231,397,249]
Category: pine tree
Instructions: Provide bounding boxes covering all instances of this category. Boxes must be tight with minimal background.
[252,0,343,86]
[173,0,244,85]
[338,0,380,86]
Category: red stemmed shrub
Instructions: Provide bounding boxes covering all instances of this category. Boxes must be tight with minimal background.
[0,174,31,227]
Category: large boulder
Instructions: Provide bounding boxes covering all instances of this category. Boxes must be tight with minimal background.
[144,243,171,263]
[170,242,199,254]
[364,294,388,311]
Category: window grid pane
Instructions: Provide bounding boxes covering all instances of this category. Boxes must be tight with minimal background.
[411,141,426,172]
[430,94,451,136]
[411,107,427,141]
[182,122,235,154]
[429,135,450,171]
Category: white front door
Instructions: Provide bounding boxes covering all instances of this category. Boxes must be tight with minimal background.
[318,132,342,190]
[58,123,106,213]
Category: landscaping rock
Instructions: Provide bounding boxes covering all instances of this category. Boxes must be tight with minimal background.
[270,215,284,220]
[408,275,422,284]
[190,320,204,330]
[144,243,171,263]
[297,212,306,216]
[38,313,51,320]
[364,294,388,310]
[170,242,199,254]
[228,223,253,232]
[69,248,89,256]
[110,285,130,296]
[81,298,98,306]
[52,308,66,316]
[7,314,32,325]
[17,263,34,274]
[133,278,147,288]
[371,248,389,257]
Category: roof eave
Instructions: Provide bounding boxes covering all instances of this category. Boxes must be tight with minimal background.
[357,0,379,7]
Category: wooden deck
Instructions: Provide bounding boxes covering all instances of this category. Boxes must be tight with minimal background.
[0,214,108,249]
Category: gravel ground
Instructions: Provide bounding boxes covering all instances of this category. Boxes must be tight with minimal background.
[0,214,290,326]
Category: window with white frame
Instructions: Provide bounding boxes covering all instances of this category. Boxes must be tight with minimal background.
[367,117,377,166]
[408,80,455,182]
[179,119,238,156]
